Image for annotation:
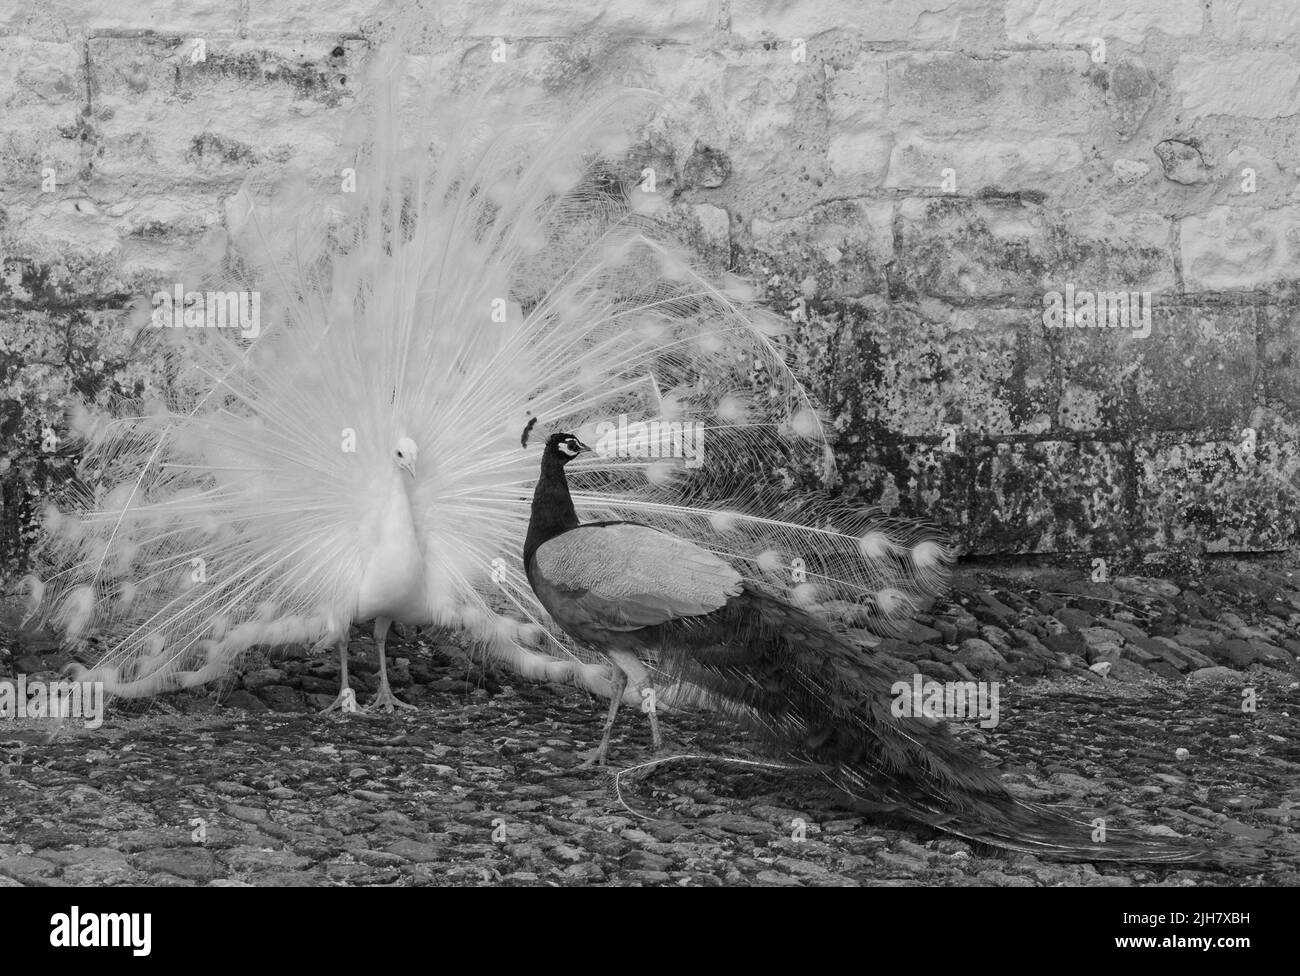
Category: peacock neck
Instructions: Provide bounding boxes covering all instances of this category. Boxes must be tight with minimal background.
[524,454,580,565]
[356,464,426,622]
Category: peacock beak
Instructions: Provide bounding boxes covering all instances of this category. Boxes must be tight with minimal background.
[574,439,593,454]
[399,458,416,479]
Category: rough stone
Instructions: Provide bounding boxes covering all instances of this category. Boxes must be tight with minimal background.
[1112,159,1150,184]
[955,638,1006,670]
[682,143,731,189]
[1006,0,1203,44]
[1180,206,1300,292]
[885,135,1083,194]
[1174,52,1300,118]
[1153,140,1211,185]
[1211,0,1300,45]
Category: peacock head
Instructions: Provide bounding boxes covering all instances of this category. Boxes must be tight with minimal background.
[394,436,418,478]
[544,432,592,465]
[520,417,591,465]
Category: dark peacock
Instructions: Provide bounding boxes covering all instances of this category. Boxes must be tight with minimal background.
[523,428,1225,864]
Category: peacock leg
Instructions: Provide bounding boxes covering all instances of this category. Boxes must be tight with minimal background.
[578,663,627,768]
[364,616,415,712]
[645,687,663,752]
[320,634,361,715]
[608,649,665,753]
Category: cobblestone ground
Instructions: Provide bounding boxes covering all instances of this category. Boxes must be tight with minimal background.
[2,564,1298,886]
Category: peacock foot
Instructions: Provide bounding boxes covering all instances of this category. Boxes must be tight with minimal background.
[319,686,363,716]
[363,682,415,713]
[576,745,610,768]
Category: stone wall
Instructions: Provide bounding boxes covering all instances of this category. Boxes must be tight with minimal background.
[1,0,1298,569]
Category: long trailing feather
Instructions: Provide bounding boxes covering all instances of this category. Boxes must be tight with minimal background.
[637,584,1227,863]
[27,47,952,705]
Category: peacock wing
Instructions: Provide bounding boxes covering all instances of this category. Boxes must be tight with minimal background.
[531,522,742,631]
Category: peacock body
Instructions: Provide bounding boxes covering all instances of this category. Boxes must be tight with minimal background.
[524,431,1222,862]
